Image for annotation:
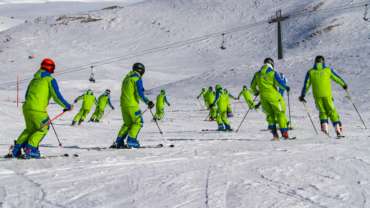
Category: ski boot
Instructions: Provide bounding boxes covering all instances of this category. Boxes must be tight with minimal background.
[127,137,140,148]
[281,131,290,140]
[71,121,76,126]
[271,128,279,141]
[217,124,225,131]
[110,137,127,149]
[321,122,329,136]
[335,122,344,138]
[24,144,41,159]
[225,124,233,131]
[78,120,84,125]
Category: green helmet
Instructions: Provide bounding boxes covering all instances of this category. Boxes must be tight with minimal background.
[215,84,222,91]
[86,89,93,95]
[160,89,165,94]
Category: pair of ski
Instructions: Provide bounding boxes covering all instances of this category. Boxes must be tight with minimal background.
[1,153,80,160]
[89,143,175,151]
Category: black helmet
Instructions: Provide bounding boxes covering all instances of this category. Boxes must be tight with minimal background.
[315,55,325,64]
[133,63,145,76]
[243,85,247,89]
[264,57,274,67]
[105,89,111,94]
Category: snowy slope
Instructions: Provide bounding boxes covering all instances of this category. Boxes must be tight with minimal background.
[0,0,370,207]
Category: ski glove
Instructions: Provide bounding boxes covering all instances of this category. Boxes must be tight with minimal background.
[343,84,348,90]
[63,105,73,112]
[255,102,261,109]
[147,101,155,109]
[298,96,307,103]
[285,86,290,92]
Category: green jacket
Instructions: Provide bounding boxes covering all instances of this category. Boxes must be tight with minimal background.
[74,91,96,110]
[204,89,216,105]
[301,63,346,98]
[120,70,149,108]
[251,64,288,102]
[97,93,114,111]
[213,89,229,111]
[23,69,71,112]
[238,88,255,108]
[156,92,170,109]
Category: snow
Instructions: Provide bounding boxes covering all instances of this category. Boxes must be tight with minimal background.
[0,0,370,207]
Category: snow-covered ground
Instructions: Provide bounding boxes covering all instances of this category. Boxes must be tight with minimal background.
[0,0,370,207]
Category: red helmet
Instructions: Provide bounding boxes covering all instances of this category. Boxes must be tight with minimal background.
[41,58,55,73]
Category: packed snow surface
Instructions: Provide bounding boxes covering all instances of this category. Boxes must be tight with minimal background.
[0,0,370,207]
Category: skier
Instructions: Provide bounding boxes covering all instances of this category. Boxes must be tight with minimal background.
[204,86,217,120]
[251,58,291,140]
[299,55,347,137]
[89,89,115,122]
[111,63,154,148]
[154,89,171,121]
[196,88,207,107]
[72,89,96,126]
[10,58,72,158]
[211,84,232,131]
[238,85,256,109]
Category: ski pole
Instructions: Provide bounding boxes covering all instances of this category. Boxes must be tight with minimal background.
[197,98,204,110]
[236,96,258,133]
[40,111,66,129]
[50,122,63,147]
[302,102,319,135]
[287,91,292,129]
[149,109,163,134]
[345,90,367,129]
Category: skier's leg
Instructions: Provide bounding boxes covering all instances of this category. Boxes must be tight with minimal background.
[323,97,342,135]
[26,112,50,158]
[272,98,289,138]
[89,108,98,122]
[216,108,224,130]
[314,98,329,133]
[221,110,232,130]
[127,107,143,148]
[261,100,278,139]
[80,109,90,122]
[96,109,105,122]
[114,107,130,148]
[210,106,217,120]
[12,110,33,157]
[72,108,84,125]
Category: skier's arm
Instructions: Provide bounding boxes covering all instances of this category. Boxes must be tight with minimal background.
[250,72,259,95]
[300,71,311,97]
[164,96,170,106]
[107,96,115,109]
[330,68,346,88]
[136,79,150,104]
[73,95,83,103]
[50,78,71,110]
[229,93,237,100]
[237,91,243,99]
[274,72,289,92]
[197,91,204,99]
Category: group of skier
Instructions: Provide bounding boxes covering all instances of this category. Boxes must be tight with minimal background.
[6,54,349,158]
[72,88,115,126]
